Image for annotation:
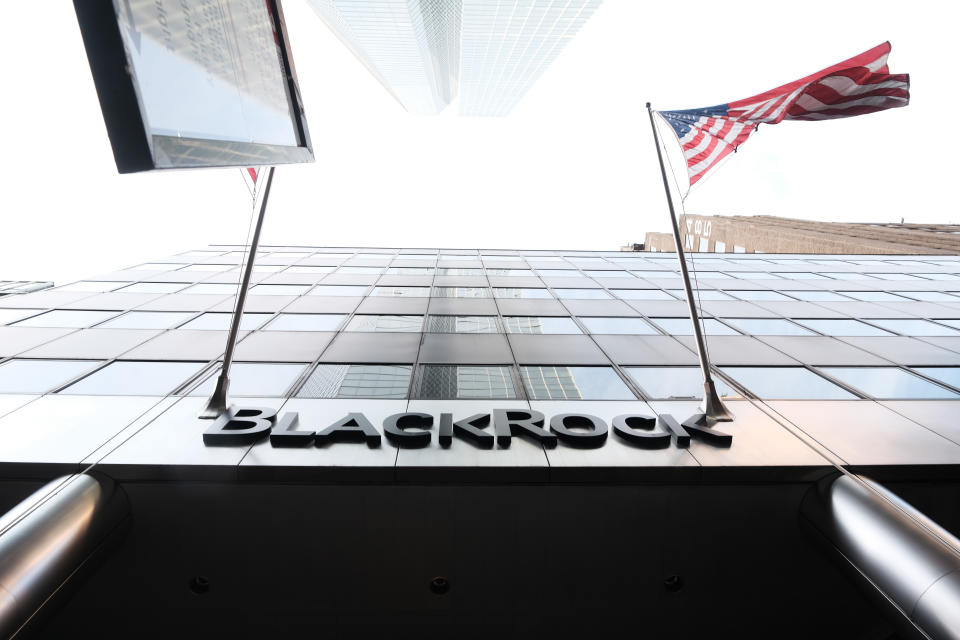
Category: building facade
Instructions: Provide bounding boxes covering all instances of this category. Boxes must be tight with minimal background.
[308,0,601,115]
[644,214,960,255]
[2,245,960,636]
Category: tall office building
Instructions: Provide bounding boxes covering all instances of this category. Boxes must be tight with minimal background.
[643,214,960,255]
[308,0,601,116]
[307,0,462,114]
[3,244,960,637]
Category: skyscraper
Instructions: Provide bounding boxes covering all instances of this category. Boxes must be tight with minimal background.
[307,0,601,116]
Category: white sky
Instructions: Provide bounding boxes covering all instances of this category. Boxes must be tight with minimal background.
[0,1,955,284]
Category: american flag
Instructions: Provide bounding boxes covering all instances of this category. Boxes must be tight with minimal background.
[658,42,910,188]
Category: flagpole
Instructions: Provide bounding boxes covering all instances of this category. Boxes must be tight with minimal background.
[645,103,733,424]
[199,165,276,419]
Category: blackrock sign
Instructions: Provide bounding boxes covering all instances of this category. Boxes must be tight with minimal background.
[203,407,732,450]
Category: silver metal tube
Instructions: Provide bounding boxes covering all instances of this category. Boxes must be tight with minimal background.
[801,473,960,640]
[199,165,276,419]
[645,103,732,422]
[0,474,129,638]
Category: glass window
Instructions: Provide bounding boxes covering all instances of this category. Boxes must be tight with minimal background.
[725,271,777,279]
[916,273,960,281]
[427,316,499,333]
[486,269,534,277]
[346,315,423,332]
[130,263,176,271]
[436,267,483,276]
[180,312,271,331]
[697,237,708,252]
[297,364,411,399]
[433,287,491,298]
[62,361,206,396]
[116,282,187,293]
[182,283,238,295]
[264,314,346,331]
[554,288,612,300]
[309,285,368,296]
[794,319,894,336]
[913,367,960,390]
[13,310,118,328]
[180,264,234,272]
[724,318,815,336]
[525,256,566,263]
[891,291,958,302]
[818,272,871,280]
[842,291,908,302]
[579,317,657,335]
[633,270,679,279]
[566,257,609,266]
[418,365,517,399]
[714,241,726,253]
[439,254,480,261]
[666,289,733,301]
[503,316,582,334]
[720,367,856,399]
[57,281,126,292]
[612,289,674,300]
[821,367,959,399]
[772,272,828,280]
[649,318,739,335]
[586,270,634,279]
[937,320,960,331]
[385,267,433,275]
[626,367,737,400]
[493,288,552,299]
[286,265,336,274]
[520,366,635,400]
[863,272,924,281]
[371,286,430,297]
[783,290,851,301]
[691,271,733,279]
[189,363,306,397]
[99,311,194,329]
[482,255,523,262]
[537,269,582,278]
[0,309,44,325]
[336,266,382,274]
[728,290,793,301]
[866,319,960,337]
[250,284,310,296]
[0,359,104,394]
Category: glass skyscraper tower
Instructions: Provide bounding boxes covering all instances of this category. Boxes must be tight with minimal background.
[307,0,602,116]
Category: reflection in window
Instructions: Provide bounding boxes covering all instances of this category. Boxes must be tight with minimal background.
[264,314,346,331]
[493,288,553,299]
[181,313,271,331]
[580,317,657,335]
[913,367,960,390]
[612,289,674,300]
[866,319,960,337]
[626,367,737,400]
[182,283,239,295]
[249,284,311,296]
[720,367,856,399]
[863,272,923,281]
[385,267,433,275]
[287,265,336,274]
[486,269,534,277]
[649,318,739,335]
[772,272,828,280]
[99,311,194,329]
[783,290,850,302]
[794,319,894,336]
[297,364,412,399]
[632,270,678,279]
[336,266,382,274]
[520,366,635,400]
[436,267,483,276]
[433,287,491,298]
[537,269,582,278]
[0,359,103,394]
[13,310,118,328]
[309,285,369,296]
[188,363,305,397]
[0,309,44,325]
[666,289,733,301]
[554,289,612,300]
[893,291,958,302]
[818,272,871,280]
[842,291,907,302]
[586,270,635,279]
[346,315,423,332]
[62,361,206,396]
[821,367,959,399]
[418,365,517,399]
[57,281,126,292]
[728,290,793,301]
[371,286,431,297]
[427,316,499,333]
[723,318,815,336]
[503,316,581,334]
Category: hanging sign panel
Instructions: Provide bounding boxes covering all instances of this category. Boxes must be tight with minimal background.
[74,0,313,172]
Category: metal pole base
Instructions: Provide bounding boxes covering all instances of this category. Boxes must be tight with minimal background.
[699,380,734,423]
[198,375,231,420]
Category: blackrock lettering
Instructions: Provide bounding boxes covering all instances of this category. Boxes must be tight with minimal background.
[203,407,733,449]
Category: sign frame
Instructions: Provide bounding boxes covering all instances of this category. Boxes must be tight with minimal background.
[73,0,313,173]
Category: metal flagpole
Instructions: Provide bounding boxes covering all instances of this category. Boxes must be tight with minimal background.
[199,165,276,419]
[645,103,733,424]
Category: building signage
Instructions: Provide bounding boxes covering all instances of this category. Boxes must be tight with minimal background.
[203,407,732,449]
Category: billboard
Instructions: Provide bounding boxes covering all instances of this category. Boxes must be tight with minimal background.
[74,0,313,172]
